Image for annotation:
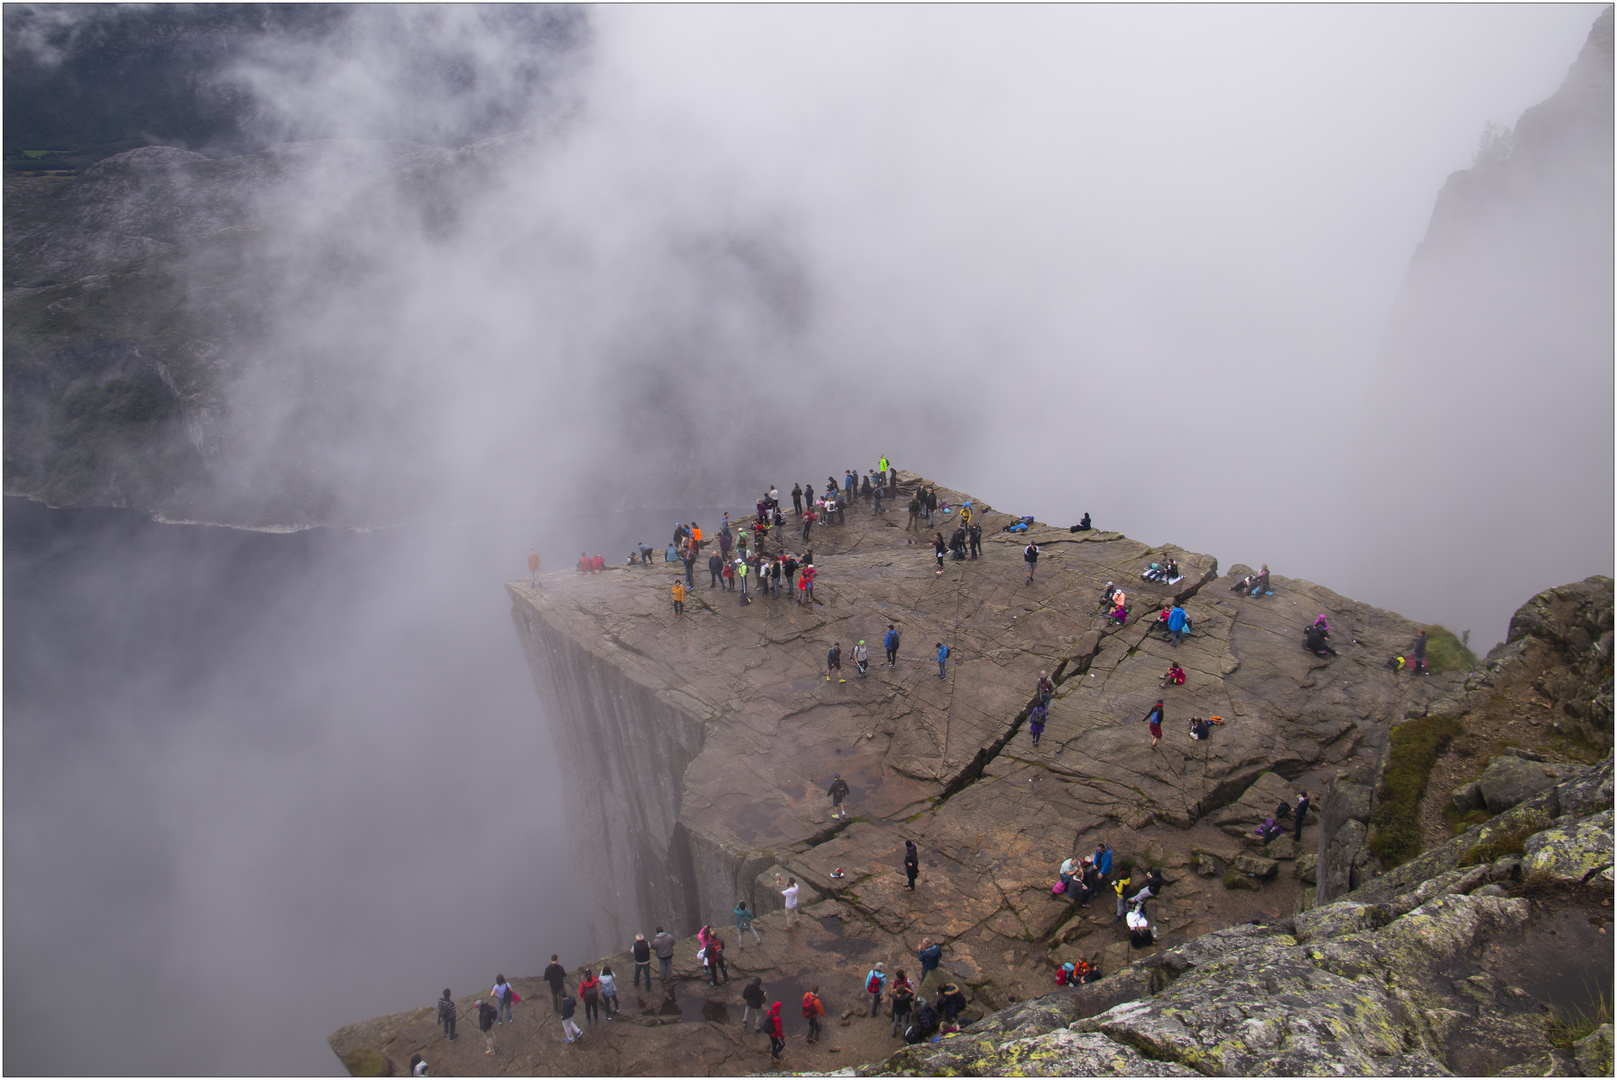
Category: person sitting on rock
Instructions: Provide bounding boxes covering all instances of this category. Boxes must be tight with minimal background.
[1189,718,1212,741]
[1127,905,1155,948]
[1143,562,1167,583]
[1162,662,1186,687]
[1100,581,1117,608]
[1312,613,1331,632]
[1166,557,1179,580]
[935,983,968,1026]
[1109,590,1128,626]
[1058,856,1079,894]
[1303,624,1337,657]
[1074,512,1092,532]
[1080,857,1101,908]
[906,999,939,1044]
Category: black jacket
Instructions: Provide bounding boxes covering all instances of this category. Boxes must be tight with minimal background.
[543,962,566,991]
[560,995,576,1020]
[633,939,651,963]
[478,1002,497,1032]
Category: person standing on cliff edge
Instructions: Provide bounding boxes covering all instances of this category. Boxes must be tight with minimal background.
[1294,790,1310,844]
[528,549,540,587]
[632,933,653,990]
[651,926,676,982]
[543,955,567,1012]
[437,989,457,1041]
[779,876,801,928]
[735,900,762,946]
[828,774,850,819]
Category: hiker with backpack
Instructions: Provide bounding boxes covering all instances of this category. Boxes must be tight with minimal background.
[1036,672,1054,708]
[1303,623,1336,657]
[826,642,843,683]
[853,639,869,677]
[803,987,825,1042]
[828,774,850,819]
[706,934,729,985]
[865,963,888,1015]
[597,966,619,1018]
[767,1002,785,1062]
[1167,604,1188,644]
[491,975,517,1024]
[907,495,922,532]
[935,641,949,679]
[884,624,900,667]
[578,969,601,1023]
[734,900,762,946]
[1294,791,1310,843]
[1029,703,1047,747]
[968,522,982,558]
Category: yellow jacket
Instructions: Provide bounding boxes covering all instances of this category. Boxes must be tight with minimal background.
[672,583,686,602]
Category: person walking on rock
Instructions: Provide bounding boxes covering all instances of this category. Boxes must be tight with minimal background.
[559,992,583,1044]
[599,965,620,1018]
[708,550,723,588]
[652,926,677,981]
[476,998,498,1054]
[1294,790,1310,844]
[853,639,869,677]
[917,937,943,987]
[884,624,900,667]
[1029,702,1047,747]
[803,986,825,1042]
[904,839,919,891]
[671,579,686,616]
[706,934,730,985]
[1144,699,1165,749]
[865,962,888,1016]
[578,969,601,1023]
[1036,672,1054,708]
[767,1001,785,1062]
[933,532,947,574]
[492,974,516,1025]
[543,956,567,1012]
[935,641,949,679]
[779,876,801,928]
[828,774,850,819]
[735,900,762,946]
[742,976,766,1031]
[1023,540,1041,585]
[826,642,843,683]
[437,989,458,1041]
[632,933,653,990]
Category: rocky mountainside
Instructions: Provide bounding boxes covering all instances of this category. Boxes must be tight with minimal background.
[328,472,1611,1076]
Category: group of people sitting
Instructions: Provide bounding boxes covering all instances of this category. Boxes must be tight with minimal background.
[1100,582,1129,626]
[1052,845,1167,951]
[891,977,969,1044]
[1230,564,1271,597]
[1141,557,1180,583]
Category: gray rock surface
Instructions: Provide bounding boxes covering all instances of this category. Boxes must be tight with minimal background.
[1477,754,1573,814]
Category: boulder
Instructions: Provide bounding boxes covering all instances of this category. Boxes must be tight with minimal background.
[1233,854,1279,878]
[1294,854,1319,885]
[1574,1023,1613,1077]
[1211,772,1297,840]
[1224,873,1262,891]
[1476,755,1572,814]
[1264,836,1298,861]
[1452,780,1484,814]
[1196,854,1219,877]
[1520,809,1615,886]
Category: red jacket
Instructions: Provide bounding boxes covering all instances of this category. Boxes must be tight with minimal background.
[591,555,605,571]
[768,1002,784,1037]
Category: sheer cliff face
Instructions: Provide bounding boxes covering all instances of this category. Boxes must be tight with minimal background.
[1348,7,1613,643]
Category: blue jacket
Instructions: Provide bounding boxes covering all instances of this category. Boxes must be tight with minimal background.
[1096,849,1113,876]
[735,904,753,930]
[918,944,942,970]
[936,644,949,663]
[1167,607,1187,632]
[885,630,898,650]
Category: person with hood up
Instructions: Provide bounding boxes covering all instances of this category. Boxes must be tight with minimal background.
[827,774,850,819]
[742,976,766,1031]
[734,899,762,946]
[767,1001,785,1062]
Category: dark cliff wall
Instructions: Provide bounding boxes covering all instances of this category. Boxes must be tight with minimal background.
[509,590,707,950]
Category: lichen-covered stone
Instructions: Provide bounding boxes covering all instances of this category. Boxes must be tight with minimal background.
[1520,809,1615,886]
[1573,1022,1613,1077]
